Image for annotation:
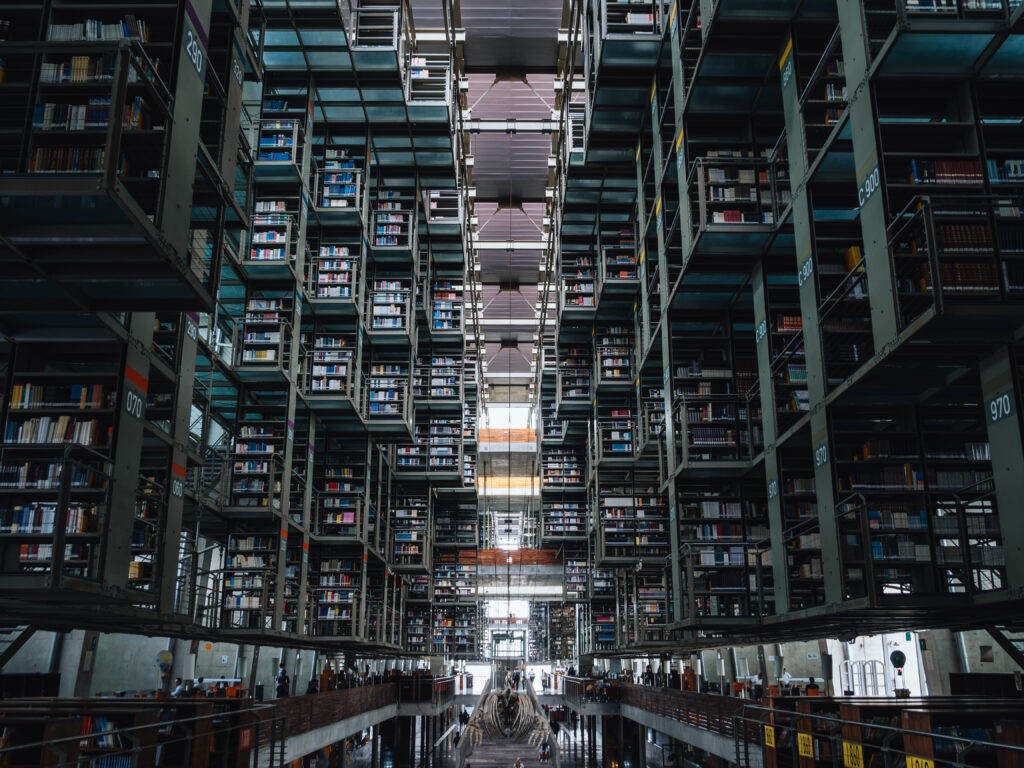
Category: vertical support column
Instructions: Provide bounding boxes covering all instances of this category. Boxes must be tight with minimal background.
[104,314,157,587]
[753,262,790,610]
[836,0,899,348]
[158,311,201,613]
[777,34,843,605]
[980,346,1024,592]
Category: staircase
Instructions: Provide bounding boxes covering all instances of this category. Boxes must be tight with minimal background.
[461,742,549,768]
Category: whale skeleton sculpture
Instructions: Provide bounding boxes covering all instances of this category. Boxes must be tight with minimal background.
[461,685,552,752]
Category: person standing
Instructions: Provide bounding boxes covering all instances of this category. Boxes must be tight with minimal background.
[780,667,793,695]
[643,664,653,685]
[513,669,521,690]
[276,664,290,699]
[170,678,184,698]
[752,673,764,701]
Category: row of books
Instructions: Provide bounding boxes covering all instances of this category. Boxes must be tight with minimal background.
[5,417,107,446]
[47,17,150,42]
[1,502,97,534]
[907,159,984,186]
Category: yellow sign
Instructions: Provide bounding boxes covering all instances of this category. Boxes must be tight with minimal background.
[906,758,934,768]
[843,742,864,768]
[763,725,775,748]
[797,733,814,758]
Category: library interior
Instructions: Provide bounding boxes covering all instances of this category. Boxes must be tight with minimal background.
[3,0,1024,767]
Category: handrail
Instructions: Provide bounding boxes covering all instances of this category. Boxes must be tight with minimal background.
[524,677,560,768]
[455,677,491,768]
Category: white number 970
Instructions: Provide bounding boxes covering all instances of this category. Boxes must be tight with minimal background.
[990,393,1013,423]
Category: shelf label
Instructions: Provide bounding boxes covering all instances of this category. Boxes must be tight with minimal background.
[184,313,199,344]
[986,390,1015,425]
[231,48,245,87]
[906,758,933,768]
[754,317,768,346]
[857,151,880,209]
[123,365,147,424]
[797,246,814,288]
[814,441,829,469]
[842,742,864,768]
[797,733,814,758]
[182,1,208,83]
[767,478,779,501]
[171,462,186,498]
[287,419,295,443]
[763,725,775,748]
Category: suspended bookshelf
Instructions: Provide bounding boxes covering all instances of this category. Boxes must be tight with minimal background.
[366,277,413,341]
[542,446,586,490]
[305,331,357,401]
[371,188,417,258]
[390,493,430,571]
[595,327,634,389]
[406,54,452,103]
[221,530,279,631]
[564,555,589,601]
[405,605,430,654]
[549,603,576,661]
[311,242,362,310]
[599,229,639,289]
[594,404,636,464]
[431,280,464,336]
[557,347,592,411]
[316,438,366,541]
[594,468,669,564]
[230,411,285,511]
[313,553,361,639]
[239,294,292,372]
[678,480,773,622]
[0,445,112,580]
[433,604,478,657]
[248,203,296,265]
[542,498,588,540]
[316,144,365,221]
[560,250,597,315]
[779,438,823,611]
[362,353,412,432]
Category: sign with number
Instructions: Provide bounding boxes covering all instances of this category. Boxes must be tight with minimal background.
[857,165,880,209]
[181,4,207,83]
[123,365,147,423]
[171,463,186,498]
[987,390,1015,424]
[843,742,864,768]
[231,51,244,86]
[184,314,199,344]
[797,733,814,758]
[767,478,779,501]
[797,254,814,287]
[763,725,775,748]
[779,39,794,89]
[814,441,829,468]
[906,757,933,768]
[754,318,768,345]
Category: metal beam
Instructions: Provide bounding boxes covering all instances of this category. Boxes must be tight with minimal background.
[0,625,36,669]
[985,626,1024,670]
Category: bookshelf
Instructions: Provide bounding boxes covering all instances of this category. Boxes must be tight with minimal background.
[590,566,617,652]
[311,241,363,310]
[595,327,634,389]
[0,445,111,580]
[602,0,659,36]
[560,249,597,315]
[129,476,162,593]
[316,143,366,223]
[765,272,808,435]
[800,38,847,162]
[599,229,639,289]
[305,331,357,402]
[672,317,759,464]
[678,481,773,622]
[239,294,292,372]
[549,603,576,661]
[637,385,665,456]
[542,497,588,540]
[221,530,279,630]
[424,354,462,404]
[462,452,476,490]
[689,154,776,229]
[313,552,361,639]
[229,412,285,511]
[371,187,417,259]
[248,203,295,266]
[430,279,464,336]
[362,354,412,431]
[528,601,548,662]
[565,553,589,601]
[405,604,430,654]
[406,54,451,103]
[557,346,592,411]
[542,446,586,490]
[432,604,479,657]
[594,468,669,564]
[424,188,461,223]
[316,438,366,541]
[389,492,430,571]
[594,404,636,464]
[542,404,565,443]
[366,277,414,342]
